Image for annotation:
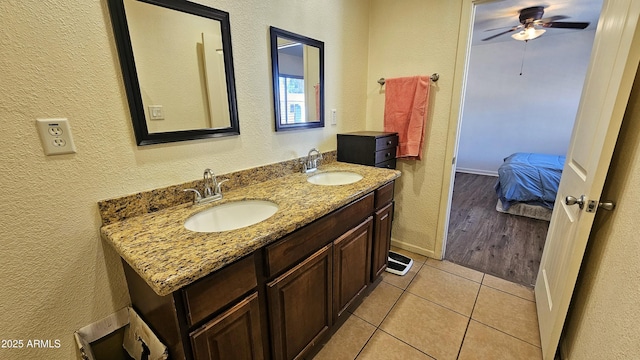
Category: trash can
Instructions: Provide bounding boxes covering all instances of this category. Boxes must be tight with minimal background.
[74,307,168,360]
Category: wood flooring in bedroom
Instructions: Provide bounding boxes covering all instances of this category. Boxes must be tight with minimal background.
[445,172,549,287]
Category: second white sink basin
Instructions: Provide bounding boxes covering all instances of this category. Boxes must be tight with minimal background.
[184,200,278,233]
[307,171,363,186]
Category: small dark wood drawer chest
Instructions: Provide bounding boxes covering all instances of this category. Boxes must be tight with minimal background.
[337,131,399,169]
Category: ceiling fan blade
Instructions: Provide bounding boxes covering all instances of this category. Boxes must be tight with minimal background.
[538,15,569,23]
[483,24,522,32]
[481,26,519,41]
[542,21,590,29]
[484,26,512,32]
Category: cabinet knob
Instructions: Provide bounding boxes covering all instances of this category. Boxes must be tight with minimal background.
[386,152,391,158]
[387,140,392,145]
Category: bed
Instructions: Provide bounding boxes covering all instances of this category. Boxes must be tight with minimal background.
[494,152,565,221]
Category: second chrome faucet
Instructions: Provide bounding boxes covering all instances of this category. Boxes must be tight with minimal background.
[303,148,323,173]
[185,168,228,205]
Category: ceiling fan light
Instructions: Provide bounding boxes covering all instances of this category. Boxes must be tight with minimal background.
[511,27,546,41]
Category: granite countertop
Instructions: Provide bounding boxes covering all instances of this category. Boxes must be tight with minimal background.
[101,162,401,296]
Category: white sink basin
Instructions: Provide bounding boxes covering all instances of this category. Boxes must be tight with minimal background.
[184,200,278,233]
[307,171,363,186]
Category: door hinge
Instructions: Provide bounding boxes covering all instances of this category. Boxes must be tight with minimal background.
[452,156,456,165]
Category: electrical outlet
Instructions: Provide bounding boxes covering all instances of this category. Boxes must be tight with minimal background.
[36,118,77,155]
[331,109,337,125]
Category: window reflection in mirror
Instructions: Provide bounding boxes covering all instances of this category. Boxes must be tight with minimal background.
[107,0,239,145]
[270,27,324,131]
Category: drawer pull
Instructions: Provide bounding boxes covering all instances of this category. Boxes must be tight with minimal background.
[387,140,392,145]
[385,152,391,158]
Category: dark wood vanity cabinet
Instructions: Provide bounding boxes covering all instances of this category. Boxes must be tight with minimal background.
[371,181,395,281]
[186,256,264,360]
[337,131,399,169]
[264,193,374,360]
[267,245,333,360]
[190,292,263,360]
[122,254,265,360]
[372,202,394,280]
[122,180,395,360]
[266,216,374,360]
[333,217,373,320]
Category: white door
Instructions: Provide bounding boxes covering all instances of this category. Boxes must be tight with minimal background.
[535,1,640,359]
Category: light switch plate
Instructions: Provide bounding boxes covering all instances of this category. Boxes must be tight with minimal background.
[148,105,164,120]
[36,118,77,155]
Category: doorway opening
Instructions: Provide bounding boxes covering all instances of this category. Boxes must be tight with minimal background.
[443,0,602,286]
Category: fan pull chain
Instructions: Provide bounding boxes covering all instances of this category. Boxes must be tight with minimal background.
[520,40,528,76]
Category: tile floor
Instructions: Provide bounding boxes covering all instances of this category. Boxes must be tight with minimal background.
[312,247,542,360]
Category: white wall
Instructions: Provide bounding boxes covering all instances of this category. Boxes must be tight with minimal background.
[457,30,596,174]
[366,0,464,256]
[0,1,370,359]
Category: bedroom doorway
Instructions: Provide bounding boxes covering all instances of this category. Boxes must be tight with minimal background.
[442,0,602,287]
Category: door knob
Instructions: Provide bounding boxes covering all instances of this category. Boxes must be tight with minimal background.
[598,201,615,211]
[565,195,585,209]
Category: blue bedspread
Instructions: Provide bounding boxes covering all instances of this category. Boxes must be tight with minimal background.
[495,153,565,210]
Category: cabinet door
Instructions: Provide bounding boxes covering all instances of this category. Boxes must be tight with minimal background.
[267,244,333,360]
[190,292,263,360]
[372,202,394,281]
[333,217,373,320]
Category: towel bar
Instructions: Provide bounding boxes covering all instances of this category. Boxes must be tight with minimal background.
[377,73,439,85]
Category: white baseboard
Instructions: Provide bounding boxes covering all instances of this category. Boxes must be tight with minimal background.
[390,237,437,259]
[455,167,498,177]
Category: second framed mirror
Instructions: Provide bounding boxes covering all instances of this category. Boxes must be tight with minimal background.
[270,27,324,131]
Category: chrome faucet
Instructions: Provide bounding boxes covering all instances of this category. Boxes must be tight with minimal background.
[302,148,323,173]
[203,168,214,197]
[184,168,229,205]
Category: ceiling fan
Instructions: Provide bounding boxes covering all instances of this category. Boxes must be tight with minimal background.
[482,6,590,41]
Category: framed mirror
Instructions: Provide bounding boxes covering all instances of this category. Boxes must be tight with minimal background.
[107,0,240,145]
[270,27,324,131]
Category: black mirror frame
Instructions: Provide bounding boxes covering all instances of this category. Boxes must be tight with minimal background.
[107,0,240,145]
[269,27,325,132]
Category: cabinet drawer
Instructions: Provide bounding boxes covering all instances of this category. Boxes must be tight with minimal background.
[265,193,374,278]
[374,148,396,164]
[182,254,257,327]
[375,134,398,150]
[337,132,398,168]
[374,181,395,210]
[376,159,396,169]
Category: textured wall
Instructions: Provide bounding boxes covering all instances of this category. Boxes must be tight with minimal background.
[0,0,369,358]
[366,0,464,255]
[561,65,640,359]
[2,1,635,359]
